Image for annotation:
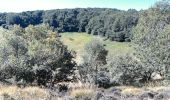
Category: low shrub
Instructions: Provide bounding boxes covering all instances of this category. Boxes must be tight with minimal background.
[108,54,152,86]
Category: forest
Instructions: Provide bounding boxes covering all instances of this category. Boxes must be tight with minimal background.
[0,0,170,100]
[0,8,138,42]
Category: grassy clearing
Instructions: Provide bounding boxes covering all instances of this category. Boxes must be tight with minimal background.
[60,32,134,63]
[60,32,93,51]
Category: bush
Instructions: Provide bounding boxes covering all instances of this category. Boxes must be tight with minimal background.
[108,54,151,86]
[0,24,77,86]
[79,38,108,86]
[132,7,170,80]
[96,71,110,88]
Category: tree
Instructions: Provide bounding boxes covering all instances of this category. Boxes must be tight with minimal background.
[107,54,149,86]
[0,24,77,86]
[79,38,108,85]
[132,5,170,80]
[0,8,139,42]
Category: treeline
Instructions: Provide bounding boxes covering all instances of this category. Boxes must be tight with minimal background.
[0,8,139,42]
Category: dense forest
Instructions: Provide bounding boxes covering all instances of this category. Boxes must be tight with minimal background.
[0,8,138,42]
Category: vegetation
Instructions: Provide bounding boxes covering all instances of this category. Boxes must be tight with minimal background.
[60,32,133,57]
[108,54,147,86]
[0,0,170,99]
[0,24,76,86]
[0,85,50,100]
[79,39,108,87]
[0,8,138,42]
[133,3,170,81]
[68,82,96,98]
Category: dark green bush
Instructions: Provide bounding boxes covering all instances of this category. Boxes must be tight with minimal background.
[108,54,151,86]
[0,25,77,86]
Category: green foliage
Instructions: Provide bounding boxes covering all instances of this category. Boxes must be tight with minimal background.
[132,6,170,80]
[83,38,108,65]
[108,54,150,86]
[60,32,133,59]
[79,38,108,87]
[0,8,139,42]
[86,9,138,42]
[0,24,76,86]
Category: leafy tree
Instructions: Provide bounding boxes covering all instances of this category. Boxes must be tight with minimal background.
[132,5,170,80]
[86,9,138,41]
[107,54,149,86]
[79,38,108,86]
[0,24,77,86]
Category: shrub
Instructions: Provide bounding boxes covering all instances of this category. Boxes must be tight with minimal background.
[0,24,77,86]
[96,71,111,88]
[79,38,108,86]
[108,54,151,86]
[132,7,170,80]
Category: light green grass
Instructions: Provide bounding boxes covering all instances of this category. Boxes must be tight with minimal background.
[60,32,93,53]
[104,40,133,57]
[60,32,134,60]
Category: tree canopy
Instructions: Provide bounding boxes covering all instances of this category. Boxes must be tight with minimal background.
[0,8,139,42]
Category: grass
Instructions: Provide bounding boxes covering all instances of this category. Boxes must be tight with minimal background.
[70,88,94,98]
[0,85,50,100]
[117,86,143,95]
[68,81,96,98]
[0,84,170,100]
[60,32,134,64]
[115,85,170,96]
[0,82,96,99]
[60,32,93,51]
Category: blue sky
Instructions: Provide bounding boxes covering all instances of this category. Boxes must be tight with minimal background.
[0,0,160,12]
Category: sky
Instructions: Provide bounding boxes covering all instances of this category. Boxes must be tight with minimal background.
[0,0,160,13]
